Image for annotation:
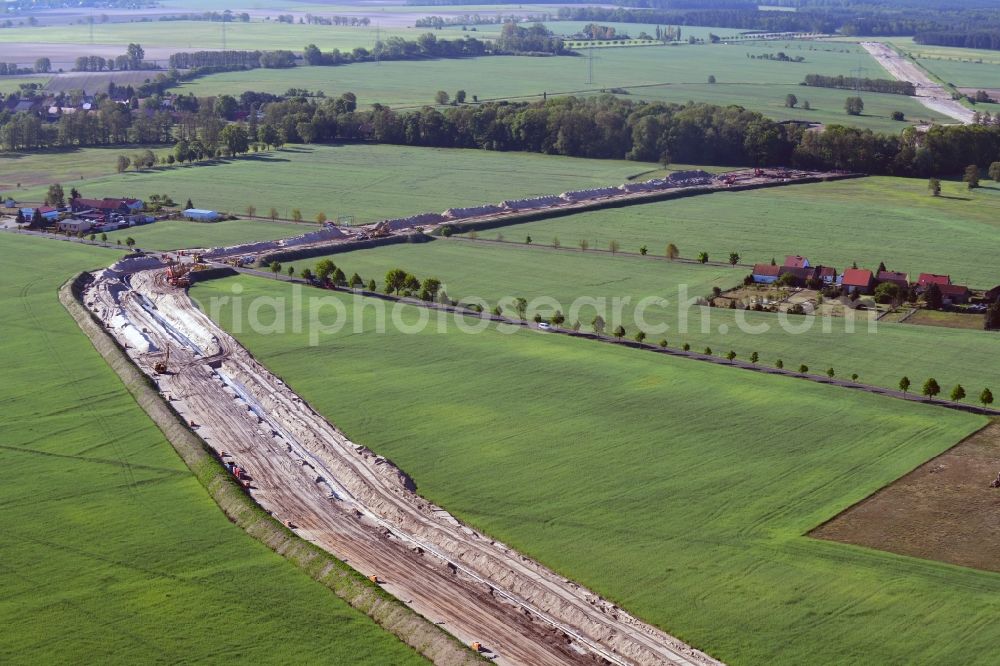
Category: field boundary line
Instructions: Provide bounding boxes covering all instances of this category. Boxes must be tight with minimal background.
[59,272,483,666]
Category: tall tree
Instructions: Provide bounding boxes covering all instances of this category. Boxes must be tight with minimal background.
[950,384,966,402]
[899,376,911,394]
[922,377,940,400]
[964,164,980,189]
[45,183,65,207]
[981,387,994,409]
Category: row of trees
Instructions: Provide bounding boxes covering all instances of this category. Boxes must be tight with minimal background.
[899,376,994,406]
[802,74,915,96]
[72,44,150,72]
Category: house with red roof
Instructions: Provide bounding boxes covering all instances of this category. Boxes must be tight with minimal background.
[840,268,875,294]
[751,263,781,284]
[916,273,951,290]
[784,255,810,268]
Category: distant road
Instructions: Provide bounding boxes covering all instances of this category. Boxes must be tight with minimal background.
[861,42,974,124]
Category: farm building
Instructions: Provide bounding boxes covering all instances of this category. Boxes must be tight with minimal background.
[751,263,781,284]
[20,206,60,222]
[877,270,909,290]
[57,218,92,234]
[778,265,817,286]
[840,268,875,294]
[184,209,220,222]
[984,285,1000,302]
[71,197,143,216]
[939,284,970,305]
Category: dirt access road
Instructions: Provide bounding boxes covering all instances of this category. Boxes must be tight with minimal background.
[861,42,974,124]
[82,257,721,666]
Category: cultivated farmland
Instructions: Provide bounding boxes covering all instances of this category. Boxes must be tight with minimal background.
[0,234,426,665]
[194,274,998,666]
[306,238,1000,396]
[472,175,1000,287]
[175,41,945,130]
[12,143,682,223]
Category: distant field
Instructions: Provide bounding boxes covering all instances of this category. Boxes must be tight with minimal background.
[310,238,1000,395]
[13,144,678,223]
[195,273,997,666]
[0,20,410,53]
[105,218,306,250]
[467,175,1000,288]
[0,234,424,664]
[1,146,172,191]
[0,77,48,94]
[175,42,947,130]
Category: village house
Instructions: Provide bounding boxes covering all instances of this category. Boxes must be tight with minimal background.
[751,263,781,284]
[70,197,143,223]
[57,218,92,234]
[784,255,810,268]
[840,268,875,294]
[916,273,951,290]
[938,284,970,305]
[815,265,837,285]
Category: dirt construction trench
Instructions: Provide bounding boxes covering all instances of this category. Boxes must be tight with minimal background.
[82,257,722,666]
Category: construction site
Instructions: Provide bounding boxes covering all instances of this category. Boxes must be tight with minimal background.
[80,253,723,666]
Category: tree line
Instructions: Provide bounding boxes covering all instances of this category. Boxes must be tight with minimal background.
[802,74,915,96]
[9,86,1000,177]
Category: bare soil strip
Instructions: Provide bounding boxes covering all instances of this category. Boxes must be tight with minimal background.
[861,42,974,124]
[80,258,722,666]
[812,421,1000,573]
[60,272,482,666]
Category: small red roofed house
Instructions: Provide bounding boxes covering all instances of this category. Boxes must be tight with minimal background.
[841,268,875,294]
[784,255,810,268]
[916,273,951,290]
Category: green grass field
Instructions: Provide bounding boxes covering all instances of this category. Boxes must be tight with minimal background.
[175,41,945,130]
[304,238,1000,397]
[194,273,999,665]
[104,219,307,250]
[4,20,410,53]
[465,175,1000,288]
[0,77,49,94]
[0,234,425,664]
[12,144,678,224]
[1,146,173,191]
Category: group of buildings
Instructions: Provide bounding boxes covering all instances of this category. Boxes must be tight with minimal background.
[17,196,148,234]
[751,255,976,306]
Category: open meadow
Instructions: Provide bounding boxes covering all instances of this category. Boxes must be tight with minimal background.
[194,273,1000,666]
[305,238,1000,396]
[10,143,684,223]
[466,175,1000,288]
[0,20,408,55]
[175,41,943,130]
[0,233,425,664]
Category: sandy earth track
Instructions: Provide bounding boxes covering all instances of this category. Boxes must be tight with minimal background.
[861,41,974,124]
[83,260,721,666]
